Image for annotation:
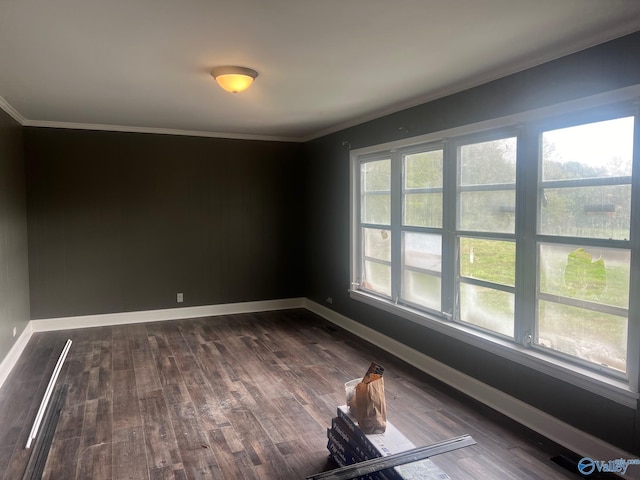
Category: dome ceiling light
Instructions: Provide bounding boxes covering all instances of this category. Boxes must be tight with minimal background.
[211,66,258,93]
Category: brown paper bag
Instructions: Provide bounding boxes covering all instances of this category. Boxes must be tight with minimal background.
[354,374,386,434]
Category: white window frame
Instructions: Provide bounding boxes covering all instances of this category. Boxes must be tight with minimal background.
[453,130,519,340]
[349,85,640,408]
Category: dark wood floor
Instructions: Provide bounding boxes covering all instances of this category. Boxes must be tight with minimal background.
[0,309,583,479]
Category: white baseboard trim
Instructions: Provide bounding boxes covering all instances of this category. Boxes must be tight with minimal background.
[5,297,633,463]
[304,299,635,462]
[2,298,305,390]
[0,323,34,391]
[30,298,306,332]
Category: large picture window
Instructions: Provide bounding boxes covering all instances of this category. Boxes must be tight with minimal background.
[536,117,634,374]
[350,97,638,402]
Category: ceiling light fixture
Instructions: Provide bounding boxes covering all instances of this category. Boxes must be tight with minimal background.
[211,66,258,93]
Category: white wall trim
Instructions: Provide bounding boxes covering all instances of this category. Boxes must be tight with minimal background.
[22,120,302,143]
[0,96,302,142]
[1,298,304,389]
[0,323,34,391]
[30,298,306,332]
[304,299,636,463]
[4,297,635,463]
[0,97,27,125]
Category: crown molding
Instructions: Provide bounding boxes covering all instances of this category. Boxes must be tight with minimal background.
[0,97,302,142]
[5,25,640,144]
[301,25,640,143]
[0,97,27,125]
[23,119,303,143]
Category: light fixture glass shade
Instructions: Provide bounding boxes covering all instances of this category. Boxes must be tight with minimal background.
[211,66,258,93]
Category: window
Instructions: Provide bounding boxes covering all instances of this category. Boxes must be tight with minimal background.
[360,157,392,296]
[457,135,517,337]
[535,117,634,374]
[350,95,638,402]
[401,147,443,312]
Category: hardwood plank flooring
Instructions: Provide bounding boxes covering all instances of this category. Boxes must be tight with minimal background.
[0,309,586,479]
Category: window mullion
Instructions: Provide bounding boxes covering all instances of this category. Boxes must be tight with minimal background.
[390,150,403,303]
[351,155,362,288]
[441,140,457,319]
[515,126,538,346]
[626,108,640,391]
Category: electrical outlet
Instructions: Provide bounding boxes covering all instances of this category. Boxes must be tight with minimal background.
[13,326,16,337]
[326,297,333,304]
[177,293,184,303]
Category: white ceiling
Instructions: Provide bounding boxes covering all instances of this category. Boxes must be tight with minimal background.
[1,1,640,142]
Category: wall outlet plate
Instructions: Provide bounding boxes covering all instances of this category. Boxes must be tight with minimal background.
[177,293,184,303]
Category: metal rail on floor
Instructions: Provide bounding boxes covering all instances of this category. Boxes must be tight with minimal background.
[307,434,476,480]
[25,339,72,449]
[22,384,68,480]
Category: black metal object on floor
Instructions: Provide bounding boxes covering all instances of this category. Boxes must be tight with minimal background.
[22,384,68,480]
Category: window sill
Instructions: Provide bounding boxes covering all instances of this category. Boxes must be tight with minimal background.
[349,289,639,409]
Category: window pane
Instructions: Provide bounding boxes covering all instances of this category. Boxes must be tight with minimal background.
[362,194,390,225]
[539,244,630,309]
[363,228,391,262]
[403,270,441,311]
[363,260,391,296]
[402,232,442,310]
[539,185,631,240]
[542,117,634,181]
[404,193,442,227]
[403,232,441,272]
[460,137,516,185]
[362,159,391,191]
[459,283,514,337]
[537,300,627,372]
[405,150,442,188]
[460,237,515,287]
[459,190,515,233]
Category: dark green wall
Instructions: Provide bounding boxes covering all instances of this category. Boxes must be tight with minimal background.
[25,129,304,318]
[0,110,30,360]
[304,31,640,454]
